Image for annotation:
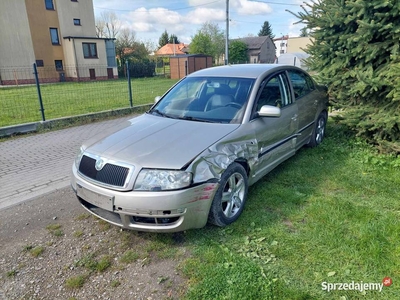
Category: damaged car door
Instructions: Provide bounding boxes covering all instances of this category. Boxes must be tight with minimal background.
[250,72,298,182]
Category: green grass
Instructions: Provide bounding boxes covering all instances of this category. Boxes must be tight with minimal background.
[181,121,400,299]
[75,253,112,273]
[46,223,64,237]
[22,244,45,257]
[29,246,45,257]
[65,275,86,289]
[120,250,140,264]
[0,77,178,127]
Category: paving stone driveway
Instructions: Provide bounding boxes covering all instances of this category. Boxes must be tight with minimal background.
[0,116,134,210]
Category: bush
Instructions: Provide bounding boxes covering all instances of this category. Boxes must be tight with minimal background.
[119,60,156,78]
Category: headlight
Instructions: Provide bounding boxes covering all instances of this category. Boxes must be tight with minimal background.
[74,146,85,168]
[134,169,192,191]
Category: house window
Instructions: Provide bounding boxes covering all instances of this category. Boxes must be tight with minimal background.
[50,28,60,45]
[280,50,285,54]
[45,0,54,10]
[36,60,44,67]
[55,60,63,71]
[73,18,81,25]
[71,0,78,2]
[82,43,98,58]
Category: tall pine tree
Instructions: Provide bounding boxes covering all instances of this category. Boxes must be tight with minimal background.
[258,21,275,39]
[289,0,400,153]
[158,30,169,49]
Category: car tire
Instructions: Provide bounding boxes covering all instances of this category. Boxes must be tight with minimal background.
[307,112,327,147]
[208,162,248,227]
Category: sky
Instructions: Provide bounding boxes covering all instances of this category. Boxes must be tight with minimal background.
[92,0,310,47]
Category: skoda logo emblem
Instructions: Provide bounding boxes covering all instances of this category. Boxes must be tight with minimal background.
[95,158,105,171]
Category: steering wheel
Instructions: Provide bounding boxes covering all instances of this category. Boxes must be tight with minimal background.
[224,102,242,109]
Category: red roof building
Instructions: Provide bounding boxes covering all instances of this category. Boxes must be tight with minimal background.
[155,43,189,56]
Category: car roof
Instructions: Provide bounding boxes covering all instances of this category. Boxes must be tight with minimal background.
[187,64,300,79]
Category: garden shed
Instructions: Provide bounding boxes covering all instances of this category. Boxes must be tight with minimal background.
[169,54,213,79]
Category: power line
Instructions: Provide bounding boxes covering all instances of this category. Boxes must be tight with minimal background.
[250,0,300,6]
[94,0,223,12]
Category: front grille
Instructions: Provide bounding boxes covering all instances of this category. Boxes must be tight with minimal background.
[79,155,130,187]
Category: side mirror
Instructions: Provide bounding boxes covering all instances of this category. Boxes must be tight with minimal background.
[258,105,281,117]
[154,96,161,103]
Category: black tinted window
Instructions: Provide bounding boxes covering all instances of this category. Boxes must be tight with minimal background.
[288,70,315,99]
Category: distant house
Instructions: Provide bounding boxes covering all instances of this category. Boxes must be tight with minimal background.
[236,36,276,64]
[155,43,189,56]
[273,36,314,57]
[273,35,289,57]
[286,37,314,54]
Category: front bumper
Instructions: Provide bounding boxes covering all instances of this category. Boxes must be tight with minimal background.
[71,165,219,232]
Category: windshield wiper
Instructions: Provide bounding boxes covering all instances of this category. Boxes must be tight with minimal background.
[178,116,215,123]
[151,109,176,119]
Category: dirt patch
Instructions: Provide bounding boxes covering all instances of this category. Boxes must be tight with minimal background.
[0,188,189,299]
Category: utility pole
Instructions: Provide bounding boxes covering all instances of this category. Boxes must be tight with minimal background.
[225,0,229,65]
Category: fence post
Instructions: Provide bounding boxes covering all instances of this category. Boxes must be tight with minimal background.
[33,63,45,121]
[126,61,133,107]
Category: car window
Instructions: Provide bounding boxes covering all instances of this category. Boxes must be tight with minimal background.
[287,70,315,99]
[254,73,292,113]
[151,77,255,124]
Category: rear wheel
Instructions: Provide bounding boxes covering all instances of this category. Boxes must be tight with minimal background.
[307,112,326,147]
[208,163,248,227]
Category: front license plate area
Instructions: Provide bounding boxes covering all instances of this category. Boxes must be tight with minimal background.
[77,184,114,211]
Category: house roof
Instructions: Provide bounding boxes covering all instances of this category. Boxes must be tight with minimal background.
[237,36,271,50]
[155,43,189,56]
[170,54,212,58]
[273,35,289,42]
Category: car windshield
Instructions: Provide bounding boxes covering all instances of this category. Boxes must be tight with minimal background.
[149,76,254,124]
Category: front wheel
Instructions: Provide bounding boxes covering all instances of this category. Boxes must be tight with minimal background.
[307,112,327,147]
[208,163,248,227]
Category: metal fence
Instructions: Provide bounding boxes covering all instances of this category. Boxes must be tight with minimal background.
[0,63,178,127]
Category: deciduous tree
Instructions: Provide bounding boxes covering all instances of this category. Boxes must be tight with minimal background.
[116,28,148,67]
[95,11,120,38]
[229,40,248,63]
[190,22,225,63]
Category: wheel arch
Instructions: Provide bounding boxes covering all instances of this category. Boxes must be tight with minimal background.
[234,158,251,177]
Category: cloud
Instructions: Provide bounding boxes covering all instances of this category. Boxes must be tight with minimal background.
[121,7,184,33]
[185,7,226,24]
[288,17,303,36]
[187,0,223,9]
[232,0,272,15]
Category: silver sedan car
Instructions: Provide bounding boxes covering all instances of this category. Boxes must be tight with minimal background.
[71,64,328,232]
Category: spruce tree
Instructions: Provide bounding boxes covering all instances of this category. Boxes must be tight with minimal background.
[169,34,180,44]
[258,21,275,39]
[289,0,400,153]
[158,30,169,48]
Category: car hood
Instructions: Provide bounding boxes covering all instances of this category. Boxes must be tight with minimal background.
[83,113,239,169]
